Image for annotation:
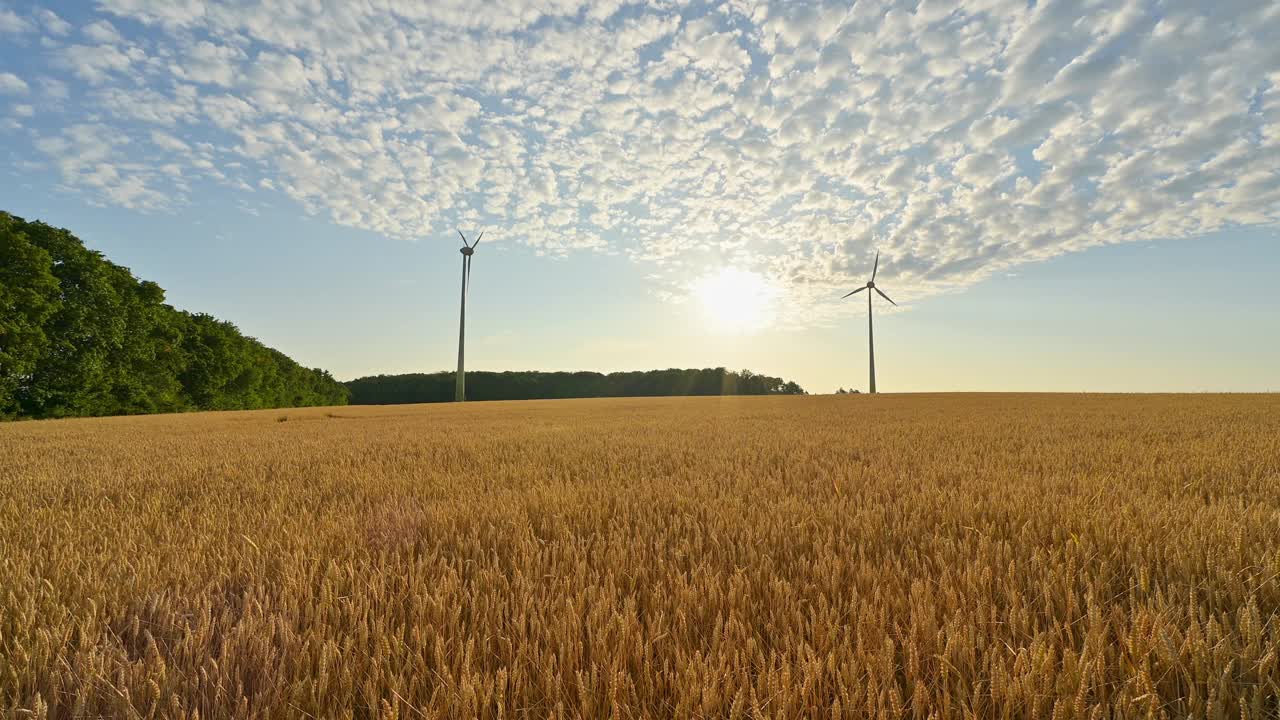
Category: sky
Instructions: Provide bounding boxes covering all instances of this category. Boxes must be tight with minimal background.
[1,0,1277,393]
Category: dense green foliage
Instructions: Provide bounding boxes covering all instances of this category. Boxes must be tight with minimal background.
[347,368,806,404]
[0,212,349,419]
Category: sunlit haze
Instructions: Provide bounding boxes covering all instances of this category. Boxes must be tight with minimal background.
[694,268,780,334]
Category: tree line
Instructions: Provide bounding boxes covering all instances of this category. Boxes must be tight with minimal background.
[346,368,806,404]
[1,212,349,419]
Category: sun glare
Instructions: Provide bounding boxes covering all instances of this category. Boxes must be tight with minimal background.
[693,268,779,333]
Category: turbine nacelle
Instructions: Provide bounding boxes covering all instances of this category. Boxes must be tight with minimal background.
[839,252,901,304]
[458,229,483,254]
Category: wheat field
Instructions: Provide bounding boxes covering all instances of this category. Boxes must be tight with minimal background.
[2,394,1279,719]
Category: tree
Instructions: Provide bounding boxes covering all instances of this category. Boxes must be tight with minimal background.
[0,215,60,417]
[345,369,808,404]
[17,218,129,417]
[0,211,349,420]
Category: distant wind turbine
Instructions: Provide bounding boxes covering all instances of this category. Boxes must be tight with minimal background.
[455,230,483,402]
[842,250,897,394]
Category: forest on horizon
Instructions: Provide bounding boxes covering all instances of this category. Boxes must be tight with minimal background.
[346,369,806,405]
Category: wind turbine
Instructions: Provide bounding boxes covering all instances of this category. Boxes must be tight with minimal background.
[842,250,897,394]
[455,229,483,402]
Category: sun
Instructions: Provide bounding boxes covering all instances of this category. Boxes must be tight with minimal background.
[693,268,780,333]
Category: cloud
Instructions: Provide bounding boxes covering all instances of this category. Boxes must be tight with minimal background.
[33,8,69,36]
[172,41,242,87]
[59,43,137,84]
[0,0,1277,324]
[34,122,210,211]
[0,9,34,34]
[39,76,68,99]
[0,72,29,94]
[82,20,124,45]
[150,129,189,152]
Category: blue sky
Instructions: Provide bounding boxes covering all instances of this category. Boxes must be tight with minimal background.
[1,0,1277,392]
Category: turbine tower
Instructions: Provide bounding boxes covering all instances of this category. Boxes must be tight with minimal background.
[455,230,483,402]
[842,250,897,394]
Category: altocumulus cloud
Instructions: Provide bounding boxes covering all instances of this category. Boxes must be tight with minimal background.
[1,0,1277,321]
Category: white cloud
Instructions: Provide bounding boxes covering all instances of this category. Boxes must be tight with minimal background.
[173,41,241,87]
[34,8,69,35]
[35,123,176,210]
[1,0,1276,323]
[0,72,29,94]
[39,77,68,99]
[150,129,189,152]
[82,19,124,45]
[59,43,136,84]
[0,9,34,34]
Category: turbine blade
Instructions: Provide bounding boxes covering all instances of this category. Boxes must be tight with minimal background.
[872,251,879,282]
[457,229,468,246]
[874,287,897,306]
[842,286,867,299]
[472,231,483,248]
